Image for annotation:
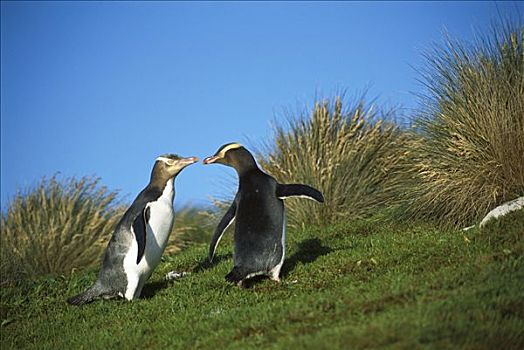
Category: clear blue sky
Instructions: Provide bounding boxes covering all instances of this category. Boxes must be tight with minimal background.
[1,1,521,209]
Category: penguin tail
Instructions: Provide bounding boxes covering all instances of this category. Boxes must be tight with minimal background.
[67,282,105,306]
[225,266,248,284]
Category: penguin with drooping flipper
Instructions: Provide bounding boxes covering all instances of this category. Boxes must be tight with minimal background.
[67,154,198,305]
[203,143,324,286]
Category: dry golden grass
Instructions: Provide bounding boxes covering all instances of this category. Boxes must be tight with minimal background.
[0,175,215,284]
[167,205,215,254]
[257,97,413,227]
[0,176,124,285]
[405,25,524,227]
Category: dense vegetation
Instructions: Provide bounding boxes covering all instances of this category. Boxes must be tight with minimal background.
[0,176,123,285]
[257,98,411,228]
[0,177,214,287]
[403,25,524,226]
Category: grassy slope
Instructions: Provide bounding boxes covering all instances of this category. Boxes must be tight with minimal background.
[1,211,523,350]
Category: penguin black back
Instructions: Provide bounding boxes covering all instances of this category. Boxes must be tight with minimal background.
[234,169,284,273]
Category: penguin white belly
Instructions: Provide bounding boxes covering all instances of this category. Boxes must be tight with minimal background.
[122,183,175,300]
[139,200,174,275]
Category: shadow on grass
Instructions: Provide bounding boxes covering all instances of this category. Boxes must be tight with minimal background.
[141,280,170,299]
[192,253,233,273]
[281,238,333,277]
[180,239,333,289]
[241,238,334,289]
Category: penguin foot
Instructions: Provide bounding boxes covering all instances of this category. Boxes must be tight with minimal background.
[270,276,281,283]
[225,266,247,284]
[268,265,282,283]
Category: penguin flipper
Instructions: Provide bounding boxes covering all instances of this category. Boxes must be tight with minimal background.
[276,184,325,203]
[209,200,236,262]
[132,205,151,264]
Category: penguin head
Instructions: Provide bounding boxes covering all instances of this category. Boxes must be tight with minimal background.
[203,142,256,173]
[153,154,199,179]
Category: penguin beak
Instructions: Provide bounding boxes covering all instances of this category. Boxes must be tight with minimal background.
[180,156,199,166]
[203,156,220,165]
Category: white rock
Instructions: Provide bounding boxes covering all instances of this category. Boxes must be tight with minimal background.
[165,271,190,281]
[479,196,524,227]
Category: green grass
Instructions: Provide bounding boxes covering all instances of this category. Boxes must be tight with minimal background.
[2,210,522,349]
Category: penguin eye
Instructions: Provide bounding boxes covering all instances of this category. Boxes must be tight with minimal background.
[156,156,176,166]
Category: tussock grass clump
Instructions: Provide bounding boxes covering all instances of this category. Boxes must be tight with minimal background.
[0,176,123,284]
[258,97,412,227]
[406,25,524,227]
[0,175,214,285]
[168,205,215,253]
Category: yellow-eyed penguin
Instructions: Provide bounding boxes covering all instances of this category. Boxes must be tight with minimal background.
[67,154,198,305]
[203,143,324,286]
